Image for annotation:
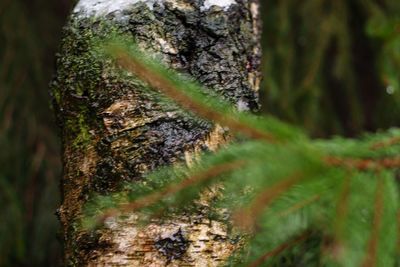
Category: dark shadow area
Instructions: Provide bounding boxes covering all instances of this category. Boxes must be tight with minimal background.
[0,1,72,266]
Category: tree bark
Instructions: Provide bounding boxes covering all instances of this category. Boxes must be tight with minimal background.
[51,0,261,266]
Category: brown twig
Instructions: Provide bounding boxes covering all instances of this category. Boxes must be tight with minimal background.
[246,230,311,267]
[370,136,400,150]
[334,173,351,239]
[276,194,320,218]
[397,211,400,255]
[361,173,384,267]
[234,172,304,230]
[327,172,351,261]
[112,47,276,143]
[326,156,400,171]
[100,161,245,222]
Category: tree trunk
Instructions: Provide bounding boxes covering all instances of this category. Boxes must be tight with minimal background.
[51,0,261,266]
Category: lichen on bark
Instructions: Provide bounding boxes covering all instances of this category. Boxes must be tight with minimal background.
[51,0,261,265]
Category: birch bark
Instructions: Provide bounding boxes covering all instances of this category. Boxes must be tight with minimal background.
[51,0,261,265]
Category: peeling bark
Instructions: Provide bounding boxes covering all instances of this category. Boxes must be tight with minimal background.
[51,0,261,265]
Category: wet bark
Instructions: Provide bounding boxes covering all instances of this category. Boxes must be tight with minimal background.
[51,0,261,266]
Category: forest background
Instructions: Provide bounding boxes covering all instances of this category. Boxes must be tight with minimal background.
[0,0,399,266]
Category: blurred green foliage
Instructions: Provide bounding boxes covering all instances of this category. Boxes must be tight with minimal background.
[1,0,400,266]
[261,0,400,137]
[0,0,71,266]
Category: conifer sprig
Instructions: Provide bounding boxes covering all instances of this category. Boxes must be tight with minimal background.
[82,38,400,266]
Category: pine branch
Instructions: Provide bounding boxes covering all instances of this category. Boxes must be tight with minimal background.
[79,38,400,267]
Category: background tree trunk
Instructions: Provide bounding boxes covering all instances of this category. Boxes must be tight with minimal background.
[51,0,261,265]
